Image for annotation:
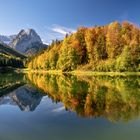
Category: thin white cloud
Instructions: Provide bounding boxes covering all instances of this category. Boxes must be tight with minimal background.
[52,106,65,113]
[52,27,67,35]
[42,24,76,44]
[51,24,76,35]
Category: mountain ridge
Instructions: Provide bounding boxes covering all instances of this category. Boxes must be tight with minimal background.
[0,43,26,59]
[0,35,16,44]
[0,42,26,68]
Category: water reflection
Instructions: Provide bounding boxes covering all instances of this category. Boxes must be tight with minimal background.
[0,85,43,112]
[27,73,140,122]
[0,73,24,95]
[0,73,43,111]
[0,73,140,122]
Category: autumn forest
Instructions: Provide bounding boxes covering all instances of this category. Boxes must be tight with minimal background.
[27,21,140,72]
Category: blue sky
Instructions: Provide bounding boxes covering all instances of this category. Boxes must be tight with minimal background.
[0,0,140,44]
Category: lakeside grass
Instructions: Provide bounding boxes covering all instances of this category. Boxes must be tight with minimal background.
[71,71,140,76]
[21,69,63,75]
[21,69,140,76]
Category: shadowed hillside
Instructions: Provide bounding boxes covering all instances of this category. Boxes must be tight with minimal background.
[0,43,26,68]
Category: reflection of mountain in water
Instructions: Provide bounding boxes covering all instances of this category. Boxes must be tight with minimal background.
[0,85,44,112]
[0,96,16,105]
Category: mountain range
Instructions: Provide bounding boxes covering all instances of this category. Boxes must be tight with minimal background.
[0,29,47,56]
[0,35,16,44]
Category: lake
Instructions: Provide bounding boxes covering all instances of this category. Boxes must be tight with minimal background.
[0,72,140,140]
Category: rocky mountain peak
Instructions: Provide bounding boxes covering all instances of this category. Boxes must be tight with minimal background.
[10,29,46,56]
[12,29,42,44]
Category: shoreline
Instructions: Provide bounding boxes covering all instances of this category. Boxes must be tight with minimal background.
[20,69,140,76]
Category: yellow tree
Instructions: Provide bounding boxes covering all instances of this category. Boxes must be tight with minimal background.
[85,28,97,63]
[106,21,122,59]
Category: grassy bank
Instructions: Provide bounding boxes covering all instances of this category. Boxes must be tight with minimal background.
[71,71,140,76]
[21,69,140,76]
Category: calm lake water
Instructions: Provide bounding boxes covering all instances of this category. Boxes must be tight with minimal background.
[0,72,140,140]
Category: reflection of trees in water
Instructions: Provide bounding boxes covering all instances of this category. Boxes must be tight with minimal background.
[27,73,140,122]
[0,73,25,95]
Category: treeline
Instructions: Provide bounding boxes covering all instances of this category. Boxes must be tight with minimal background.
[27,21,140,72]
[0,54,24,68]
